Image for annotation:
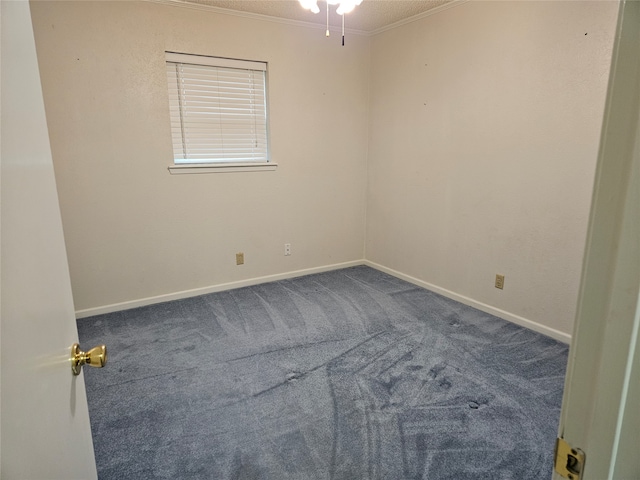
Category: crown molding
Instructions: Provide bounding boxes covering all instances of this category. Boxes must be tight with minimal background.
[368,0,470,36]
[144,0,469,36]
[144,0,368,36]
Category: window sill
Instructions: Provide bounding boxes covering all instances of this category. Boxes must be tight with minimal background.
[168,162,278,174]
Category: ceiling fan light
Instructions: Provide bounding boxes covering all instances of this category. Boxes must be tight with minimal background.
[336,1,355,15]
[298,0,319,13]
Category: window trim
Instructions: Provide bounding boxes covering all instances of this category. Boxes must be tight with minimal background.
[165,52,274,174]
[168,162,278,174]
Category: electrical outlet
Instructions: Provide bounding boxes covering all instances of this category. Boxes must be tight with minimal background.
[495,274,504,290]
[236,252,244,265]
[284,243,291,256]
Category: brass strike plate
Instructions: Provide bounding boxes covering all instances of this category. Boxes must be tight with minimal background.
[554,437,585,480]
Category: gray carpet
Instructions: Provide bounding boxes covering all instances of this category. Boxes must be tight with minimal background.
[78,266,568,479]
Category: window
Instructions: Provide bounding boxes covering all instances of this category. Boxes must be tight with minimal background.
[165,52,274,173]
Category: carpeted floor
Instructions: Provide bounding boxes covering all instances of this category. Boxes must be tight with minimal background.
[78,266,568,479]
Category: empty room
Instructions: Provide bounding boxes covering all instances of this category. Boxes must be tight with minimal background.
[3,0,640,479]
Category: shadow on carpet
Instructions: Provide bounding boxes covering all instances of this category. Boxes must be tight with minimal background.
[78,266,568,479]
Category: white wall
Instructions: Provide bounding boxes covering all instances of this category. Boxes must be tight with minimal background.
[366,1,618,338]
[30,1,370,313]
[31,1,619,339]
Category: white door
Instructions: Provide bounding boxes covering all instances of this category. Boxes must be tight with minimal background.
[554,1,640,479]
[0,1,98,478]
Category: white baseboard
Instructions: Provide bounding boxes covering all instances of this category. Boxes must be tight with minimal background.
[77,259,572,344]
[364,261,572,344]
[75,260,365,319]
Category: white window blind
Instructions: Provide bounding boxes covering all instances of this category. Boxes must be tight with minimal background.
[166,52,269,165]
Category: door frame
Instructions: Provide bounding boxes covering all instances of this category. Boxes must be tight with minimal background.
[554,1,640,478]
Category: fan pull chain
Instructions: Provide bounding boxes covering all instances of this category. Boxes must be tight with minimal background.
[326,2,330,36]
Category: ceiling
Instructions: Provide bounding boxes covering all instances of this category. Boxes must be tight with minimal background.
[175,0,457,33]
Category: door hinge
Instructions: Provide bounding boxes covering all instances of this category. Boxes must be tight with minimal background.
[554,437,585,480]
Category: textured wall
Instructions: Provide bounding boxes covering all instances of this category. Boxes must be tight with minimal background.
[31,1,370,312]
[366,1,618,336]
[32,0,619,338]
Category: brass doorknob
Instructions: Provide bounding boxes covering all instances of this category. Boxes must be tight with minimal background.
[71,343,107,376]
